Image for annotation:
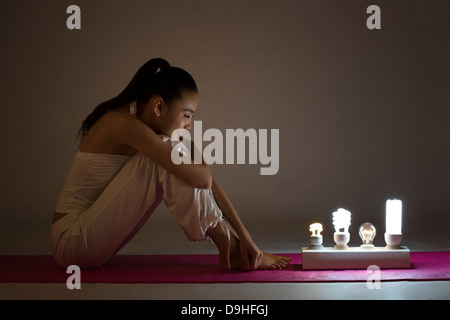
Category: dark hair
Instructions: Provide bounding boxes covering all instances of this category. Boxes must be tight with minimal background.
[78,58,198,140]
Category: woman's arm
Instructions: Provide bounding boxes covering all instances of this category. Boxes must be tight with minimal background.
[211,179,263,270]
[117,115,261,268]
[118,116,213,189]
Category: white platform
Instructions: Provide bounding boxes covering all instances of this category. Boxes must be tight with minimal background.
[301,246,411,270]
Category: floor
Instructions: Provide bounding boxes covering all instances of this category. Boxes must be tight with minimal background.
[1,213,449,300]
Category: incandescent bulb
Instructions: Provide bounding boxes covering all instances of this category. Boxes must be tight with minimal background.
[359,222,376,248]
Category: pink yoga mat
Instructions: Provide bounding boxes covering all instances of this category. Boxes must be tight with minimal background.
[1,251,449,283]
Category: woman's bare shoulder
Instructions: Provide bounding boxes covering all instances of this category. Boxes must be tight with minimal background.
[80,109,147,155]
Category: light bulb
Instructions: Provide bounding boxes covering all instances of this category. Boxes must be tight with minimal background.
[309,223,323,237]
[332,208,351,233]
[309,223,323,248]
[385,199,403,248]
[359,222,376,248]
[386,199,402,234]
[332,208,351,248]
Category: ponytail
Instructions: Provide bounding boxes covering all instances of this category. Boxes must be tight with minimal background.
[78,58,197,140]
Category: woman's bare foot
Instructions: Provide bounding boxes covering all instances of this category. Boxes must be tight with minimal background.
[258,251,291,270]
[207,221,291,271]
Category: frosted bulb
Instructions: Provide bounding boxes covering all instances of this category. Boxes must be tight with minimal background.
[359,222,376,247]
[385,199,403,247]
[386,199,402,234]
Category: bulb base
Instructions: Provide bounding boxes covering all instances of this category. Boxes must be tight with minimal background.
[385,233,403,248]
[360,244,375,249]
[334,232,350,249]
[309,235,323,248]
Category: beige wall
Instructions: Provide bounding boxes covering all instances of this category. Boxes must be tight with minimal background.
[1,1,449,250]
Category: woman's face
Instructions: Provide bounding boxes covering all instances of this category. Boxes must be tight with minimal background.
[157,91,198,137]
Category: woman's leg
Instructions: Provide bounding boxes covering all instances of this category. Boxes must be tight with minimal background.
[50,152,163,269]
[156,164,237,269]
[51,137,232,269]
[157,167,226,241]
[156,165,291,271]
[51,140,289,270]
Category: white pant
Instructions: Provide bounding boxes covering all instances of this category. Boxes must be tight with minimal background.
[50,151,225,269]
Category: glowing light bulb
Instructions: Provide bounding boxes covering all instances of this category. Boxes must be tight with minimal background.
[332,208,351,248]
[385,199,403,248]
[309,223,323,248]
[332,208,351,233]
[359,222,376,248]
[386,199,402,234]
[309,223,323,236]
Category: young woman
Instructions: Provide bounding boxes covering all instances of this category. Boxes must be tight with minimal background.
[51,58,291,271]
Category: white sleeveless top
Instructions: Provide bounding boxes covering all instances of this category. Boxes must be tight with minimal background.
[55,102,137,214]
[55,152,131,214]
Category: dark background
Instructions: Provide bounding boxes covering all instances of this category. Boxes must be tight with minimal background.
[1,0,449,253]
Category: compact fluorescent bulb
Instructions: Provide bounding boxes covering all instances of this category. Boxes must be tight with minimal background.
[332,208,351,233]
[332,208,351,248]
[309,223,323,248]
[386,199,402,234]
[309,223,323,237]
